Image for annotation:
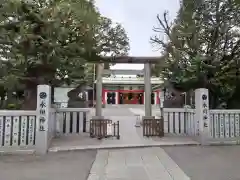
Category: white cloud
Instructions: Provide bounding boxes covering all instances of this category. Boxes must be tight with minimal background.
[95,0,180,69]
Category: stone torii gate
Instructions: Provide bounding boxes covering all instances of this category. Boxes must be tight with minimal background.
[93,56,164,119]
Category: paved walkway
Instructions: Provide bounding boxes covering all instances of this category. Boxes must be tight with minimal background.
[88,147,190,180]
[163,146,240,180]
[0,150,96,180]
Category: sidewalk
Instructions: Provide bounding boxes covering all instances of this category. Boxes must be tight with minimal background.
[0,150,96,180]
[163,146,240,180]
[88,147,190,180]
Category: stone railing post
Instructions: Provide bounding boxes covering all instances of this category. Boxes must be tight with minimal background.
[36,85,51,154]
[195,88,210,145]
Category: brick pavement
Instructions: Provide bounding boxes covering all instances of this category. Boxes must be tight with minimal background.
[87,147,190,180]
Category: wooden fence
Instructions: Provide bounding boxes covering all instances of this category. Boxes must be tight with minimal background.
[90,119,120,139]
[142,118,164,137]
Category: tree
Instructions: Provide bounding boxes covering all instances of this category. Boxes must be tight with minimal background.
[151,0,240,108]
[74,17,129,86]
[0,0,129,109]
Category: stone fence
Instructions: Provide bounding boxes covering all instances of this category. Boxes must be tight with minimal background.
[0,86,239,154]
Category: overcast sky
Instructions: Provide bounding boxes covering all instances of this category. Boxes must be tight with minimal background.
[95,0,180,70]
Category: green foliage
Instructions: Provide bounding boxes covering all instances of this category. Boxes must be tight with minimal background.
[0,0,97,86]
[0,0,129,108]
[6,103,21,110]
[151,0,240,108]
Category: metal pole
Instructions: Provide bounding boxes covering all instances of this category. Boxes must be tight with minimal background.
[185,92,187,106]
[144,63,152,117]
[92,64,95,107]
[95,63,103,117]
[159,89,165,119]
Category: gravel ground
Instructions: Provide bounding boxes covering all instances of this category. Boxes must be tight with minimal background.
[163,146,240,180]
[0,150,97,180]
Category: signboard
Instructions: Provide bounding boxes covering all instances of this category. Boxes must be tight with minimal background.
[106,123,112,136]
[159,92,164,108]
[38,92,47,131]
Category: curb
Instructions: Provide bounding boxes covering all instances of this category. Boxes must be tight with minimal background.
[209,141,240,146]
[0,149,35,155]
[48,142,200,153]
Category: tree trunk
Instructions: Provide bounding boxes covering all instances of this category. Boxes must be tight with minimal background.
[21,64,56,110]
[209,91,219,109]
[51,86,55,104]
[22,85,37,110]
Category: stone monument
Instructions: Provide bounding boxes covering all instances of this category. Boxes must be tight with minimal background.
[67,84,88,108]
[195,88,210,145]
[36,85,51,154]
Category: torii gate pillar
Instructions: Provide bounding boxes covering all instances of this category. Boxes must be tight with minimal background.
[95,63,103,117]
[144,63,152,117]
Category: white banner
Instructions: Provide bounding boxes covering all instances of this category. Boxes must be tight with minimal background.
[107,123,112,136]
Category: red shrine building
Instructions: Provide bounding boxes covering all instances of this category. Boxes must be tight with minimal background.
[101,69,163,105]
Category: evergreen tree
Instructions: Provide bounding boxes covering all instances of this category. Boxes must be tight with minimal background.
[0,0,129,109]
[151,0,240,108]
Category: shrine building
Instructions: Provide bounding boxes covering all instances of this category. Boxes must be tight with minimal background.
[101,69,163,105]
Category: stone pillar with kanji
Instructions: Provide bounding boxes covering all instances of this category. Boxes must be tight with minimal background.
[36,85,51,154]
[195,88,210,145]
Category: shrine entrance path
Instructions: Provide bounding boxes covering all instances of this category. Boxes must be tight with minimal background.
[49,105,199,152]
